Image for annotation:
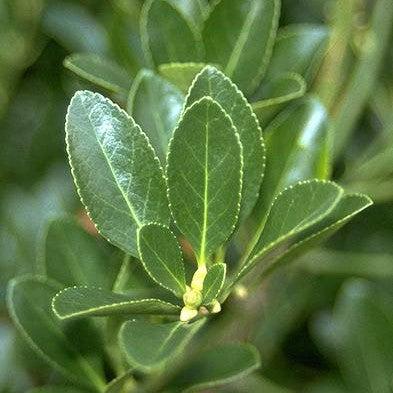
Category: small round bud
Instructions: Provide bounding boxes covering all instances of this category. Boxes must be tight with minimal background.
[210,299,221,314]
[180,306,198,322]
[183,287,202,308]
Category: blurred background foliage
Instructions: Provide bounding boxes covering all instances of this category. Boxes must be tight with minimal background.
[0,0,392,392]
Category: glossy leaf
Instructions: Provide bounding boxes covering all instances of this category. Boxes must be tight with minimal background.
[158,62,207,93]
[141,0,204,67]
[119,319,204,371]
[167,97,243,263]
[127,69,183,162]
[137,223,186,297]
[185,66,265,219]
[239,180,343,280]
[252,97,329,228]
[64,53,131,93]
[266,24,329,82]
[6,276,105,391]
[52,286,180,319]
[41,216,120,289]
[170,343,260,392]
[66,90,170,257]
[203,0,280,94]
[202,263,226,305]
[252,73,306,126]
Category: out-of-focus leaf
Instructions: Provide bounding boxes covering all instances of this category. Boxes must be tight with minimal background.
[64,53,131,94]
[185,65,265,220]
[167,97,242,263]
[28,387,88,393]
[66,90,170,257]
[7,276,106,391]
[169,343,260,392]
[158,62,207,93]
[203,0,280,94]
[104,370,134,393]
[127,69,183,162]
[52,287,180,319]
[119,319,204,371]
[265,24,329,82]
[141,0,204,66]
[252,73,306,126]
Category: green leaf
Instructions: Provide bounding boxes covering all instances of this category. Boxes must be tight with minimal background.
[172,0,210,27]
[141,0,204,67]
[119,319,204,371]
[252,97,329,231]
[203,0,280,94]
[64,53,131,94]
[252,73,306,127]
[28,387,88,393]
[239,180,343,280]
[170,343,260,392]
[202,263,226,305]
[158,62,207,93]
[266,24,329,82]
[66,90,170,257]
[104,371,134,393]
[185,66,265,220]
[127,69,184,162]
[167,97,243,263]
[40,216,120,289]
[52,286,180,319]
[137,223,186,297]
[6,276,105,391]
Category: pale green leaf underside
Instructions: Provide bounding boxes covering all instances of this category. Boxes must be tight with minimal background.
[137,223,186,297]
[52,286,180,319]
[170,343,261,392]
[159,62,208,93]
[127,69,184,162]
[202,263,226,305]
[42,216,120,289]
[240,180,343,279]
[66,90,170,257]
[64,53,131,93]
[141,0,204,67]
[119,319,205,371]
[185,65,264,220]
[167,97,243,263]
[6,276,105,391]
[203,0,280,94]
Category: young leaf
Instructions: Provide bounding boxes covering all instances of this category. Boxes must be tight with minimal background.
[66,90,170,257]
[127,69,184,162]
[6,276,105,391]
[185,66,265,220]
[252,73,307,126]
[202,263,226,305]
[239,180,343,280]
[41,216,120,289]
[158,62,207,93]
[167,97,243,263]
[141,0,204,67]
[119,319,205,371]
[265,24,329,82]
[137,223,186,297]
[169,343,260,392]
[203,0,280,94]
[252,97,329,229]
[52,286,180,319]
[64,53,131,94]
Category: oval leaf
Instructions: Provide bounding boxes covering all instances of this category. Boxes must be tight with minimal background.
[119,319,204,371]
[6,277,105,391]
[185,66,265,220]
[137,223,186,297]
[202,263,226,305]
[127,69,184,162]
[66,90,170,257]
[64,53,131,93]
[203,0,280,94]
[52,286,180,319]
[141,0,204,66]
[167,97,243,263]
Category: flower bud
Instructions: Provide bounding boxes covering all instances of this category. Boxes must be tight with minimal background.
[180,306,198,322]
